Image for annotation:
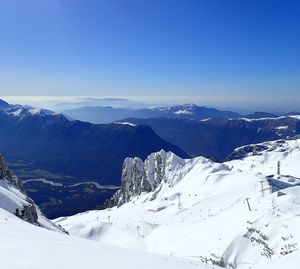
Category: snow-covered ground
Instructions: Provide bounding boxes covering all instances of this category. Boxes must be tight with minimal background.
[0,155,62,232]
[113,121,137,127]
[1,136,299,268]
[0,151,213,269]
[0,208,212,269]
[56,138,300,268]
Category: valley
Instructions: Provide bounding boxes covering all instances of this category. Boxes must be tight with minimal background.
[7,159,119,218]
[1,1,299,267]
[1,99,300,268]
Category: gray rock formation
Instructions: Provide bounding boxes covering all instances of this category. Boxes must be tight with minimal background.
[0,155,24,191]
[107,150,205,207]
[0,154,38,224]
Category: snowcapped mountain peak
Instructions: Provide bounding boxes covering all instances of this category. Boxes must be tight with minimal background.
[6,104,60,118]
[151,104,199,115]
[107,149,230,207]
[0,99,63,119]
[173,104,198,115]
[144,104,241,119]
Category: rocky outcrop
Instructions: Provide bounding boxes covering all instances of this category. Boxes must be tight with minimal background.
[0,154,38,224]
[0,154,67,233]
[0,155,24,191]
[227,136,300,161]
[107,150,229,207]
[107,150,170,207]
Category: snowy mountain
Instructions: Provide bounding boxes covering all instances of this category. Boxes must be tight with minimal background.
[0,99,60,118]
[0,150,212,269]
[107,150,229,207]
[124,116,300,159]
[0,99,187,218]
[0,100,186,185]
[227,136,300,160]
[62,104,241,124]
[144,104,241,119]
[56,137,300,268]
[6,104,59,118]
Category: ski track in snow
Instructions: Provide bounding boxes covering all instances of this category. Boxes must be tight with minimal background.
[55,138,300,269]
[0,208,212,269]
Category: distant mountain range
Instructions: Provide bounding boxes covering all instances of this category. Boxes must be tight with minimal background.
[62,104,242,124]
[52,97,149,112]
[244,111,278,119]
[1,98,299,218]
[62,103,299,124]
[0,99,187,218]
[120,116,300,161]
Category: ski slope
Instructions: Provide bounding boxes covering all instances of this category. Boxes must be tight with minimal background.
[0,208,212,269]
[0,152,211,269]
[56,138,300,268]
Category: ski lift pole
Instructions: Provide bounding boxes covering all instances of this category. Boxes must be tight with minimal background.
[245,198,251,211]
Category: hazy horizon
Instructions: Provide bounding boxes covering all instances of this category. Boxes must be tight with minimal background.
[0,1,299,111]
[1,95,300,114]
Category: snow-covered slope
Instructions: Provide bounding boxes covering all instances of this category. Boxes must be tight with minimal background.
[223,186,300,268]
[108,150,229,207]
[0,99,63,121]
[228,138,300,177]
[0,151,213,269]
[0,207,213,269]
[5,104,59,118]
[56,138,300,268]
[0,154,62,231]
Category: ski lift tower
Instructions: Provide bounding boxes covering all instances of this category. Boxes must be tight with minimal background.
[177,193,183,210]
[277,161,281,175]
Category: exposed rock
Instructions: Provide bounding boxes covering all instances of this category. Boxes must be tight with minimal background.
[0,154,38,224]
[108,150,168,207]
[107,150,229,207]
[227,136,300,161]
[0,155,24,191]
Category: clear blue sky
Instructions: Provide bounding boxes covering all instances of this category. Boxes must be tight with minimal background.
[0,0,300,110]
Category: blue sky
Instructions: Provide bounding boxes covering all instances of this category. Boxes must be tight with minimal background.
[0,0,299,110]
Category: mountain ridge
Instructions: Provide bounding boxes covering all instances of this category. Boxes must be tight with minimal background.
[62,103,242,124]
[121,117,300,160]
[0,99,188,218]
[57,137,300,268]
